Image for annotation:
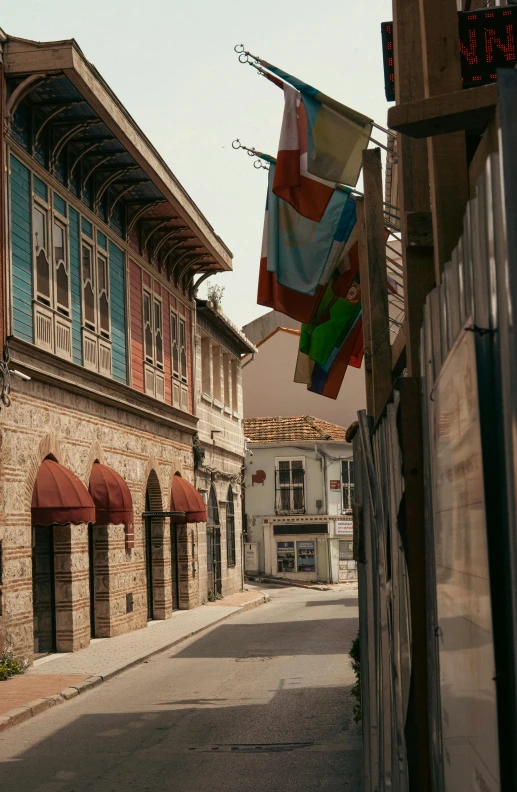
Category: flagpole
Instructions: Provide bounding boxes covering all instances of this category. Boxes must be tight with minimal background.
[235,45,398,145]
[232,140,402,216]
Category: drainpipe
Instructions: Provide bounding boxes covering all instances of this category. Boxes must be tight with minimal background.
[314,444,329,515]
[241,353,255,369]
[315,443,330,584]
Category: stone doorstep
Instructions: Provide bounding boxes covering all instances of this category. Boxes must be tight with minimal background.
[0,593,268,735]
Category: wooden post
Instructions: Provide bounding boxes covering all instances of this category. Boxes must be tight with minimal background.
[393,0,435,376]
[419,0,469,280]
[361,149,392,423]
[356,198,373,418]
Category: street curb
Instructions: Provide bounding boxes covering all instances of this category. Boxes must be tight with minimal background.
[245,576,332,591]
[0,593,268,735]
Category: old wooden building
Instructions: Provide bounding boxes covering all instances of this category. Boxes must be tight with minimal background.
[0,31,233,660]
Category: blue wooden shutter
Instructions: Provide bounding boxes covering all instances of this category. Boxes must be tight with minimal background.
[10,156,33,342]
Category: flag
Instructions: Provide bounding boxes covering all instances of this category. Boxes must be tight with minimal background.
[294,241,364,400]
[272,83,336,222]
[261,60,373,189]
[257,161,357,323]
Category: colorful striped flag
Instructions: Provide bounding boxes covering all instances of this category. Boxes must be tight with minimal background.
[257,161,357,323]
[261,61,373,191]
[294,241,364,399]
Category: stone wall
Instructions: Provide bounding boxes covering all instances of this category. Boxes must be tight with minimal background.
[194,325,246,601]
[0,376,196,661]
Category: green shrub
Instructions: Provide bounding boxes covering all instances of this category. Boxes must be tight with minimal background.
[349,631,361,723]
[0,645,28,681]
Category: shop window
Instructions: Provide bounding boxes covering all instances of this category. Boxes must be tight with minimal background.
[277,541,295,573]
[143,289,164,400]
[226,486,236,567]
[297,540,316,573]
[275,458,305,515]
[342,460,355,513]
[32,184,72,360]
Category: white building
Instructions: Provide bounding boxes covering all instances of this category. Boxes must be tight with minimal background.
[241,311,366,427]
[194,299,256,600]
[243,416,356,584]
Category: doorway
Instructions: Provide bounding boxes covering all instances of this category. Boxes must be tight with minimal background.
[144,491,154,620]
[87,524,96,638]
[207,486,222,598]
[170,522,180,610]
[32,525,56,656]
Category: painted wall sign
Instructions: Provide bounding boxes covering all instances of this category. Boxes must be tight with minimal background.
[382,7,517,101]
[252,469,266,486]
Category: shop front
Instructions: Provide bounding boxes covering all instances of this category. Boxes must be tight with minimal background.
[264,522,329,582]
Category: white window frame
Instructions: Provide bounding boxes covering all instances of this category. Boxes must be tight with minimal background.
[32,181,73,360]
[171,309,180,379]
[33,192,53,308]
[275,456,306,514]
[143,288,164,401]
[80,222,112,376]
[179,316,188,384]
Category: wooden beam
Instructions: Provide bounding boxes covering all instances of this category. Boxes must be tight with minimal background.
[362,149,392,423]
[418,0,469,283]
[356,198,373,418]
[391,322,407,376]
[393,0,435,378]
[387,83,498,138]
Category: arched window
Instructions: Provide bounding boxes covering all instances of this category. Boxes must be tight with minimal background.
[226,485,236,568]
[208,486,219,526]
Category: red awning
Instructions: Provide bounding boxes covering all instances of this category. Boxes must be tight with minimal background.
[89,462,134,526]
[170,474,207,523]
[31,459,96,526]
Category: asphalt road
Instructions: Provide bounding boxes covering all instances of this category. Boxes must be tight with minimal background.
[0,585,362,792]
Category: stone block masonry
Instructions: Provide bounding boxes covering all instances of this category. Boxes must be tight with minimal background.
[0,376,200,662]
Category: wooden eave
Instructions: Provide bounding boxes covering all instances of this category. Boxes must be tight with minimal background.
[3,36,232,273]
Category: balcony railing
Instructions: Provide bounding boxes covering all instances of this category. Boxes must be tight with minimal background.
[275,468,306,515]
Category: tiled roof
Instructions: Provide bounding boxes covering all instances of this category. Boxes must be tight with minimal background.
[243,416,349,443]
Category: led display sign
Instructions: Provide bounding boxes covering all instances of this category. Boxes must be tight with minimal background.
[382,7,517,102]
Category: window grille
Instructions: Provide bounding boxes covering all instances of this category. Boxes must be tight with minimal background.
[342,460,355,513]
[275,459,305,515]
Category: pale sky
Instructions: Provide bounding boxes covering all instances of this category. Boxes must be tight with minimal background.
[1,0,393,329]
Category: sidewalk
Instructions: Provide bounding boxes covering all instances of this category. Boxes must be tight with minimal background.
[0,589,268,733]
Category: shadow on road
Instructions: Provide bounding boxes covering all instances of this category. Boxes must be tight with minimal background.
[171,618,356,659]
[304,598,359,608]
[0,685,362,792]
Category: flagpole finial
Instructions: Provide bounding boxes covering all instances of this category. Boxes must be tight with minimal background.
[232,140,271,171]
[234,43,261,66]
